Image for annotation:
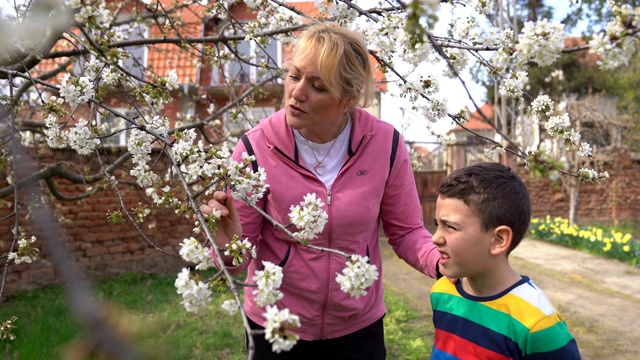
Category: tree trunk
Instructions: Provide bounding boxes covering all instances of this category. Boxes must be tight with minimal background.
[568,184,579,226]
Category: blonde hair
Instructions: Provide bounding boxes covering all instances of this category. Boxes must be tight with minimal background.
[289,22,375,109]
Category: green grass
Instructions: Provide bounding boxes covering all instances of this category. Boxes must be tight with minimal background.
[0,272,433,359]
[384,287,432,359]
[529,216,640,267]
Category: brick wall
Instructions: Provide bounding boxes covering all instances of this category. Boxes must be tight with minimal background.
[517,152,640,225]
[0,147,191,297]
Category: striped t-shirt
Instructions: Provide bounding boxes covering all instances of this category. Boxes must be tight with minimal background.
[430,276,581,359]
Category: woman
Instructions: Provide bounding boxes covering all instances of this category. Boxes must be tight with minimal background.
[202,22,440,359]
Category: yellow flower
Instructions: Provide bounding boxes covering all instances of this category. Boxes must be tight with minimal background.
[623,245,630,252]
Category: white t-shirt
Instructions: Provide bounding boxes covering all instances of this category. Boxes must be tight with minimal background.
[293,119,352,188]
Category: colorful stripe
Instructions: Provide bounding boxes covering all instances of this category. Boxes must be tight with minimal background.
[430,277,581,359]
[432,313,522,358]
[432,328,512,360]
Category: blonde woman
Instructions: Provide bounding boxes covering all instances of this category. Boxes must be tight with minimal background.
[202,22,440,359]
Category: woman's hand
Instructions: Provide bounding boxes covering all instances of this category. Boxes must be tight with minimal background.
[200,191,243,249]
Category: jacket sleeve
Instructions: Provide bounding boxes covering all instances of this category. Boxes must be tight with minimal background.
[211,139,267,275]
[379,132,440,279]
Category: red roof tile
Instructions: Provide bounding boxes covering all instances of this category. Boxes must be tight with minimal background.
[452,103,495,131]
[564,36,600,67]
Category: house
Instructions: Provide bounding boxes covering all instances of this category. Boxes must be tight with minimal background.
[33,0,387,141]
[0,0,388,295]
[445,103,498,171]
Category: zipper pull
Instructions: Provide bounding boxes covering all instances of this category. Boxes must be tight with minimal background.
[327,190,332,205]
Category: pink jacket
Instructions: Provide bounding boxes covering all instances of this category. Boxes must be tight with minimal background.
[219,108,439,340]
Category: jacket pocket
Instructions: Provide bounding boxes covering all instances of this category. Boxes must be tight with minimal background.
[278,244,291,268]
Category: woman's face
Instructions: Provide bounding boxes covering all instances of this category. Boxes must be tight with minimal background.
[284,56,352,143]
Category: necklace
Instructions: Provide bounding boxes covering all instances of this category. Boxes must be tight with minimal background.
[301,116,347,176]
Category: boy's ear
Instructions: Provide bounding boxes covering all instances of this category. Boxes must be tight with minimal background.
[490,225,513,256]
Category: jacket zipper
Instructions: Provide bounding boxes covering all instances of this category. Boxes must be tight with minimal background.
[319,187,333,339]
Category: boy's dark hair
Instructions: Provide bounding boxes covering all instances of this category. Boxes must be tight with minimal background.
[437,162,531,253]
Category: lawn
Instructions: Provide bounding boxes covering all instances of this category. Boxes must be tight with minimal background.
[0,272,431,359]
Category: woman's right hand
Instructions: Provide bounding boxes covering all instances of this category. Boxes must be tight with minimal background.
[200,190,243,248]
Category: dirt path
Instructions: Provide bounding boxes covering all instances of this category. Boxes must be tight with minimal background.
[381,238,640,360]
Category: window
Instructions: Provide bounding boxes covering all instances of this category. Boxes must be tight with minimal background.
[216,38,280,85]
[100,109,135,147]
[116,21,149,80]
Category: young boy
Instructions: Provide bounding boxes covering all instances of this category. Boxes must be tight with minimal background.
[430,162,581,359]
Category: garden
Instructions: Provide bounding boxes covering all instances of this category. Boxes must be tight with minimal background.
[528,216,640,267]
[0,216,638,359]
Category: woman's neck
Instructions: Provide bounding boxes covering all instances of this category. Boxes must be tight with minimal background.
[299,114,349,144]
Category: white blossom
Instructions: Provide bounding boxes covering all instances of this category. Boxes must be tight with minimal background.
[588,31,636,70]
[484,146,505,159]
[174,268,212,313]
[576,168,599,182]
[263,305,301,353]
[165,69,179,91]
[288,193,328,241]
[0,316,18,341]
[544,113,571,138]
[7,235,39,264]
[335,255,379,299]
[577,142,593,157]
[442,49,469,79]
[223,237,257,266]
[426,98,449,120]
[498,29,515,48]
[471,0,494,15]
[172,129,198,162]
[179,237,214,270]
[101,65,121,86]
[252,261,284,307]
[515,19,565,67]
[221,299,241,316]
[74,1,112,29]
[227,153,269,204]
[454,17,478,41]
[127,127,158,187]
[530,95,555,118]
[59,74,95,107]
[68,120,100,156]
[44,114,67,148]
[499,71,528,99]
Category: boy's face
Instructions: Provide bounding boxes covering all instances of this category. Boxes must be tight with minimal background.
[432,195,495,280]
